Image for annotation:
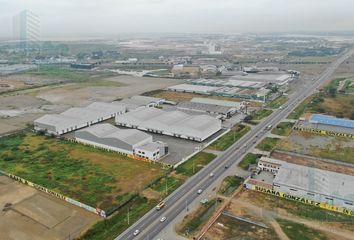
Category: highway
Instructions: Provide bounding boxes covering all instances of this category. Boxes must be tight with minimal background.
[116,49,354,240]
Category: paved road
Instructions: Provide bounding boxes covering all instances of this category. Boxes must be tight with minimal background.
[116,49,354,240]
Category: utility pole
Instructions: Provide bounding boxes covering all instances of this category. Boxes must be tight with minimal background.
[165,177,168,195]
[127,207,130,225]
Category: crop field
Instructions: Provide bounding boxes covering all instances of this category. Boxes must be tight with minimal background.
[0,132,166,212]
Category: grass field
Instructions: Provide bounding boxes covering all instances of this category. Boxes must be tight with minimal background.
[175,152,217,177]
[288,78,354,120]
[268,95,288,109]
[238,153,260,170]
[271,122,295,136]
[208,124,250,151]
[150,175,185,196]
[24,65,116,82]
[0,133,166,212]
[256,137,281,152]
[277,218,328,240]
[252,109,273,120]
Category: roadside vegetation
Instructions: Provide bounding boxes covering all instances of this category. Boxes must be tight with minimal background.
[238,153,260,170]
[177,199,221,237]
[218,176,243,196]
[277,218,328,240]
[267,95,288,109]
[256,137,281,152]
[271,122,295,136]
[208,124,250,151]
[79,195,157,240]
[252,109,273,120]
[175,152,217,177]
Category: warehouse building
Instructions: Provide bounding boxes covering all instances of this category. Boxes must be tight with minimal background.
[176,101,236,118]
[166,83,221,95]
[34,102,126,135]
[245,157,354,214]
[115,107,222,142]
[191,97,246,109]
[75,123,168,160]
[295,114,354,137]
[75,123,167,161]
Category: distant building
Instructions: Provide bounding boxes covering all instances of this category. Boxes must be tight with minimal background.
[13,10,40,49]
[171,64,201,78]
[115,96,165,111]
[75,123,168,161]
[70,63,97,69]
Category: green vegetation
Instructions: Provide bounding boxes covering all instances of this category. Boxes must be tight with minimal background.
[256,137,280,152]
[150,176,184,196]
[0,133,166,212]
[271,122,295,136]
[238,153,260,170]
[180,199,219,236]
[24,65,116,82]
[277,219,328,240]
[268,95,288,109]
[79,195,157,240]
[252,109,273,120]
[288,77,354,120]
[218,176,243,196]
[175,152,216,177]
[208,124,250,151]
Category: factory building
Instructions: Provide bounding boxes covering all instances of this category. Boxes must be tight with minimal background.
[245,157,354,215]
[115,107,222,142]
[75,123,167,161]
[34,102,126,135]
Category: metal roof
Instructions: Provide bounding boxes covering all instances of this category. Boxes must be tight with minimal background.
[177,101,233,115]
[310,114,354,129]
[76,123,152,146]
[116,107,221,140]
[264,158,354,202]
[191,97,244,108]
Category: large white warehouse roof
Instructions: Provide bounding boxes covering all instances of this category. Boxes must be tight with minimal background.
[116,107,221,141]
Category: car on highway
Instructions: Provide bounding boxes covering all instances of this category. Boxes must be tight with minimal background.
[160,217,166,222]
[197,189,203,194]
[225,165,229,169]
[133,229,140,236]
[209,172,214,177]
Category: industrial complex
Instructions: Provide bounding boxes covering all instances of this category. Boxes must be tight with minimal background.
[34,102,126,135]
[115,107,222,142]
[245,157,354,215]
[75,123,168,161]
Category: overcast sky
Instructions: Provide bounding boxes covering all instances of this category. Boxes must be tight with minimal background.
[1,0,354,39]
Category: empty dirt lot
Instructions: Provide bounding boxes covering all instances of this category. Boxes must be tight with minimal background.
[0,175,99,240]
